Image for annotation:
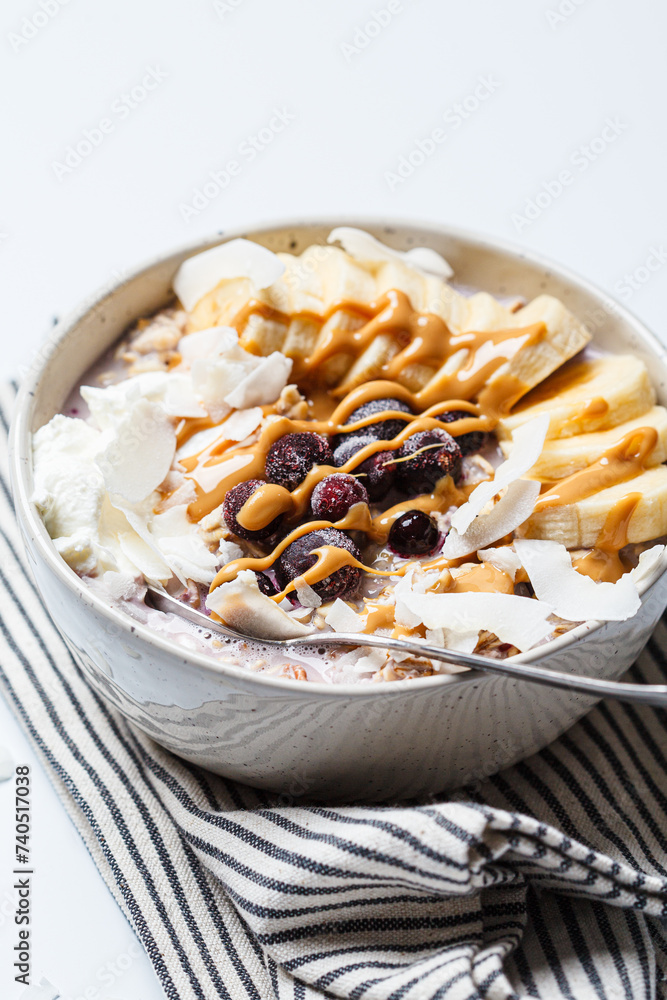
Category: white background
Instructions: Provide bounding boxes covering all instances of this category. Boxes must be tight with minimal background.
[1,0,666,996]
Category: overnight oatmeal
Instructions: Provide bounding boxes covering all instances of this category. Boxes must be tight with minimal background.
[32,229,667,683]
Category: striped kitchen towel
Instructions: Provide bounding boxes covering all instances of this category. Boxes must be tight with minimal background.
[1,377,667,1000]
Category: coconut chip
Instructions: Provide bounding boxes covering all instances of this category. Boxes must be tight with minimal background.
[443,479,540,559]
[177,326,238,366]
[98,399,176,504]
[324,599,366,633]
[217,538,245,564]
[173,239,285,312]
[396,590,554,651]
[219,407,263,442]
[337,646,388,676]
[294,578,323,608]
[328,227,453,280]
[225,352,293,409]
[513,538,659,623]
[206,570,311,639]
[477,546,522,582]
[450,414,549,535]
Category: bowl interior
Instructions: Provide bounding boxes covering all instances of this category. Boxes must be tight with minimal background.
[12,218,667,688]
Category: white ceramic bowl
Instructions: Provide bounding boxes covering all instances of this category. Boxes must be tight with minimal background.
[11,219,667,802]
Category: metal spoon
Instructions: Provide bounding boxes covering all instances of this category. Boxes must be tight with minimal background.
[147,587,667,706]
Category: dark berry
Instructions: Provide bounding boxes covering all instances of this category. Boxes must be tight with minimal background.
[396,429,462,493]
[275,528,361,602]
[333,397,412,449]
[388,510,440,557]
[434,409,485,456]
[311,473,369,521]
[223,479,283,541]
[255,572,278,596]
[265,432,333,492]
[333,435,396,501]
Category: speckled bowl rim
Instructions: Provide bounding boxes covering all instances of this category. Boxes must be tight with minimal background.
[10,216,667,698]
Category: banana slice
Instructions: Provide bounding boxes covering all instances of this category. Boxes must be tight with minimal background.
[186,276,255,332]
[520,465,667,548]
[187,247,590,409]
[499,354,655,441]
[489,295,591,403]
[507,406,667,481]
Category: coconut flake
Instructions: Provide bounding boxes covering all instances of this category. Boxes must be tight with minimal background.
[514,538,645,623]
[443,479,540,559]
[324,599,366,633]
[630,544,666,588]
[224,352,293,410]
[191,358,243,422]
[397,591,554,651]
[450,414,549,535]
[477,546,522,582]
[217,538,245,564]
[327,227,453,279]
[206,569,310,639]
[98,399,176,504]
[219,407,263,442]
[178,326,238,366]
[173,239,285,311]
[341,646,388,675]
[152,505,218,583]
[294,579,323,608]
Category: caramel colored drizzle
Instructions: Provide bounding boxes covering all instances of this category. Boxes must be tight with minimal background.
[237,484,294,530]
[573,493,641,583]
[183,400,483,524]
[172,286,657,608]
[449,563,515,595]
[533,427,657,513]
[231,289,545,410]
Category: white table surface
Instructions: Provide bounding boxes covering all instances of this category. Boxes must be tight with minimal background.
[1,0,666,995]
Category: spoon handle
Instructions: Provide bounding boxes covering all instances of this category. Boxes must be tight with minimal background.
[287,632,667,706]
[146,589,667,706]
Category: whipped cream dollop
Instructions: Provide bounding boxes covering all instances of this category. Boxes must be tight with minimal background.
[32,324,292,588]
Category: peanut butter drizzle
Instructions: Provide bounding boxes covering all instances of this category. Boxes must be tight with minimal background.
[183,401,485,524]
[176,416,214,449]
[533,427,657,513]
[573,493,641,583]
[362,601,396,633]
[172,285,559,599]
[232,298,295,335]
[237,484,295,530]
[356,561,513,636]
[230,286,544,412]
[449,563,514,595]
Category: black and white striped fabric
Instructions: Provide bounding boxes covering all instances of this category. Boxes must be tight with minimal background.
[1,379,667,1000]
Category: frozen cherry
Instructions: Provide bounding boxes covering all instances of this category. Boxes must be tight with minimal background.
[265,432,333,492]
[388,510,440,557]
[311,473,369,521]
[434,409,485,456]
[275,528,361,602]
[333,397,412,449]
[396,429,462,493]
[255,572,278,596]
[332,435,396,501]
[223,479,283,541]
